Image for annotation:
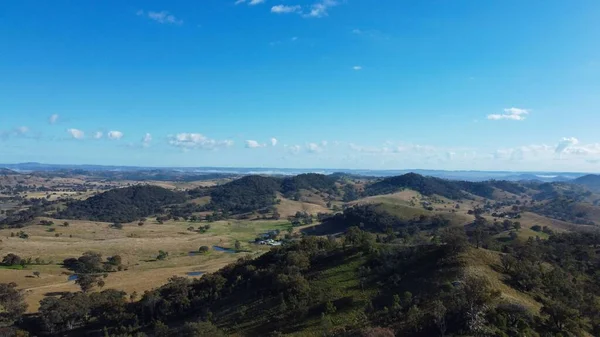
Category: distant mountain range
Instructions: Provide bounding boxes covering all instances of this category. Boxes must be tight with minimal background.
[0,162,592,182]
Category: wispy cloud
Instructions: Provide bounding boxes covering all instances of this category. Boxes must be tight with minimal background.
[168,133,233,150]
[137,10,183,25]
[108,131,124,140]
[0,126,31,141]
[249,0,265,5]
[49,114,59,124]
[142,133,152,147]
[270,138,278,146]
[307,142,324,153]
[67,128,85,140]
[352,66,362,71]
[271,5,302,14]
[285,145,302,154]
[93,131,103,139]
[271,1,339,18]
[487,107,530,121]
[304,0,337,18]
[245,140,266,148]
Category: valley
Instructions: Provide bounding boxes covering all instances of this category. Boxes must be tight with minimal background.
[1,168,600,336]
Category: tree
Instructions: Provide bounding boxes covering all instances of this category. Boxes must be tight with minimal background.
[75,273,106,293]
[2,254,22,266]
[513,222,521,231]
[0,282,27,327]
[33,271,41,278]
[63,221,69,227]
[234,240,241,251]
[157,250,169,260]
[500,254,517,273]
[431,300,447,337]
[531,225,542,232]
[440,227,469,255]
[111,222,123,230]
[198,246,210,254]
[541,300,580,332]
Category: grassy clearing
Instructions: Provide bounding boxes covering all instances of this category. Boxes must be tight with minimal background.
[0,217,290,312]
[276,194,331,218]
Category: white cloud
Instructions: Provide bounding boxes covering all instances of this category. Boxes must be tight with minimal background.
[169,133,234,150]
[142,133,152,147]
[555,137,579,154]
[235,0,245,4]
[108,131,124,140]
[137,10,183,25]
[271,5,302,13]
[67,128,84,140]
[304,0,338,18]
[352,66,362,71]
[49,114,59,124]
[249,0,265,5]
[93,131,103,139]
[307,143,324,153]
[487,107,530,121]
[245,140,266,148]
[286,145,301,154]
[270,138,278,146]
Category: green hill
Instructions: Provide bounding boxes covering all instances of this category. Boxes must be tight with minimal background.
[56,185,187,222]
[208,175,281,213]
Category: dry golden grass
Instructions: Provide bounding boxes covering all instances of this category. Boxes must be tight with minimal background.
[0,217,285,312]
[460,248,542,313]
[349,190,421,206]
[275,194,330,218]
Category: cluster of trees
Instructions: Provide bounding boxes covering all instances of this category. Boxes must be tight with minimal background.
[1,219,598,336]
[365,173,530,201]
[56,185,187,223]
[315,204,452,236]
[289,211,313,226]
[498,233,600,335]
[207,176,281,214]
[530,197,596,225]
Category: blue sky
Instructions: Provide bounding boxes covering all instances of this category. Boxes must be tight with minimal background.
[1,0,599,171]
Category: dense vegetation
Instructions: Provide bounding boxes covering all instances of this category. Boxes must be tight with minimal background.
[280,173,337,196]
[365,173,525,200]
[208,175,281,213]
[364,173,468,199]
[308,204,451,236]
[8,219,598,336]
[57,185,187,223]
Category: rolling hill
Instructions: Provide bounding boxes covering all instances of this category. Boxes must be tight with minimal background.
[56,185,187,222]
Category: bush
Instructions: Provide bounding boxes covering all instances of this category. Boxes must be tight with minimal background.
[198,246,210,253]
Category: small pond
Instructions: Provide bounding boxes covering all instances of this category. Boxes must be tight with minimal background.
[186,271,205,277]
[212,246,236,253]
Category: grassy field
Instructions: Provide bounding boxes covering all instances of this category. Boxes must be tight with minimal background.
[0,218,291,312]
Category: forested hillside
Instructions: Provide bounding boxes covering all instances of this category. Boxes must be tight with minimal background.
[208,175,281,213]
[56,185,187,223]
[9,223,600,336]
